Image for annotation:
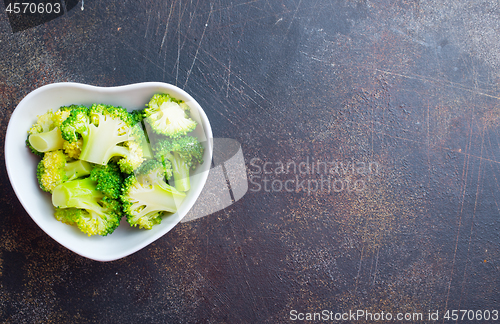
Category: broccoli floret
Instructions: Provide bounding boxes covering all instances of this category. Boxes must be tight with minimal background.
[52,177,122,236]
[53,105,74,126]
[36,150,93,193]
[52,161,124,234]
[130,112,154,160]
[58,105,89,143]
[63,138,83,159]
[121,159,185,229]
[153,136,204,192]
[144,93,197,138]
[89,161,124,199]
[60,104,145,173]
[54,207,84,226]
[116,139,144,174]
[160,158,174,181]
[130,109,144,124]
[37,150,67,193]
[27,108,72,154]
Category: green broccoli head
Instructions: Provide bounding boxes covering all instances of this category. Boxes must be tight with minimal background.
[63,138,83,159]
[60,104,145,173]
[144,93,197,138]
[130,109,145,124]
[28,107,71,135]
[27,107,72,154]
[36,150,93,193]
[75,196,122,236]
[59,105,90,143]
[53,106,74,127]
[37,150,67,193]
[54,207,85,226]
[29,110,56,135]
[116,138,145,174]
[52,177,122,236]
[159,158,174,181]
[89,161,124,199]
[121,159,185,230]
[130,112,154,160]
[153,136,204,192]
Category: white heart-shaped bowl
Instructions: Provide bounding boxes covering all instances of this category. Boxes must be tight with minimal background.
[5,82,213,262]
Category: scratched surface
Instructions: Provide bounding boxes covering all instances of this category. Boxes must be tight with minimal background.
[0,0,500,322]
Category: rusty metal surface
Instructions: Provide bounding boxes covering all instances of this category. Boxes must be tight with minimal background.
[0,0,500,322]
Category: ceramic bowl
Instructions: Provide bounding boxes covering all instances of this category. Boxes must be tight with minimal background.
[5,82,213,262]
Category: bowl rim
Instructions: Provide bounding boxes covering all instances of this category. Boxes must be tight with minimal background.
[5,81,213,261]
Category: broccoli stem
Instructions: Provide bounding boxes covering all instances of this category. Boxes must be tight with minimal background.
[137,121,154,159]
[141,139,154,159]
[130,182,185,217]
[52,178,104,213]
[28,128,65,152]
[125,180,186,229]
[171,153,191,192]
[79,117,130,165]
[64,160,93,180]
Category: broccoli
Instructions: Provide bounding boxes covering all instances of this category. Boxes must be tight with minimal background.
[29,98,206,236]
[59,104,145,174]
[144,93,197,138]
[130,108,144,124]
[153,136,204,192]
[51,161,123,235]
[121,159,185,230]
[54,207,84,226]
[36,150,93,193]
[63,138,83,159]
[65,159,94,181]
[52,177,122,236]
[130,111,154,160]
[58,105,89,143]
[53,105,75,125]
[89,161,124,199]
[27,108,72,155]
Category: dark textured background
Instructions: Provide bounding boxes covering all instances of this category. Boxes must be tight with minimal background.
[1,0,500,323]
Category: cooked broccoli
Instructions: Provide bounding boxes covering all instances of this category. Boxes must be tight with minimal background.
[121,159,185,230]
[58,105,89,143]
[59,104,145,173]
[36,150,93,193]
[153,136,204,192]
[29,97,206,236]
[130,112,154,160]
[130,108,154,159]
[51,161,123,235]
[144,93,197,138]
[63,138,83,159]
[130,109,144,124]
[54,207,83,226]
[65,159,94,181]
[27,108,72,155]
[53,105,75,125]
[89,161,124,199]
[37,150,66,192]
[52,177,122,236]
